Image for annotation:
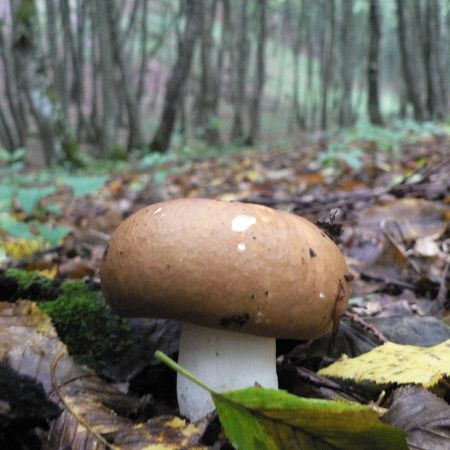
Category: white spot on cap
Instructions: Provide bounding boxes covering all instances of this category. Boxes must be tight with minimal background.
[237,242,246,251]
[154,207,162,215]
[319,292,326,299]
[232,215,256,232]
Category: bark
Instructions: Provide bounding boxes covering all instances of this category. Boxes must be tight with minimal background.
[106,2,144,151]
[247,0,267,145]
[434,0,448,119]
[74,0,87,139]
[425,0,447,119]
[272,2,290,112]
[0,106,16,151]
[230,0,250,144]
[195,0,220,145]
[320,0,336,131]
[396,0,425,120]
[94,0,116,157]
[137,0,150,102]
[367,0,383,125]
[339,0,354,127]
[0,22,25,147]
[149,0,203,153]
[305,7,315,129]
[11,0,58,164]
[291,1,305,130]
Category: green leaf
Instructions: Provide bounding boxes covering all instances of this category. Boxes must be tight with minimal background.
[16,186,56,214]
[35,223,69,246]
[63,175,108,197]
[0,185,15,212]
[155,352,408,450]
[0,214,33,239]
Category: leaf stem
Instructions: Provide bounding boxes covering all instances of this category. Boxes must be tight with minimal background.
[154,350,215,393]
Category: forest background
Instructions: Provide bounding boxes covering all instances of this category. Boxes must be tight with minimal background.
[0,0,448,166]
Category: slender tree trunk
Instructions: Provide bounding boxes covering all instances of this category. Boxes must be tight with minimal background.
[11,0,58,164]
[419,0,436,118]
[320,0,336,131]
[74,0,87,139]
[339,0,354,127]
[305,6,315,129]
[230,0,250,144]
[0,22,24,147]
[106,2,144,151]
[367,0,383,125]
[195,0,221,146]
[396,0,425,120]
[291,1,305,130]
[427,0,447,119]
[137,0,150,102]
[246,0,266,145]
[94,0,116,157]
[149,0,203,153]
[0,107,16,151]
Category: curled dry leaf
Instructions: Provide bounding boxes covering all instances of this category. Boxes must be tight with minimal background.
[383,386,450,450]
[0,301,206,450]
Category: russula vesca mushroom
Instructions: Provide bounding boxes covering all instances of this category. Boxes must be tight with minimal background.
[100,198,351,421]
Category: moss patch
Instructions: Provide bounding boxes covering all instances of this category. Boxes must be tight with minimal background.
[1,268,60,301]
[39,280,131,370]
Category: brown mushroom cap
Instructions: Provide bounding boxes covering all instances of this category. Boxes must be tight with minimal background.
[100,198,351,340]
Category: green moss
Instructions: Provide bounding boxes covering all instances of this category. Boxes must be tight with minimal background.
[5,268,53,291]
[39,281,131,370]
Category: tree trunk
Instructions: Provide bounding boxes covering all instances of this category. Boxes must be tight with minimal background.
[396,0,425,120]
[106,2,144,151]
[246,0,267,146]
[149,0,203,153]
[195,0,221,146]
[230,0,250,144]
[94,0,116,157]
[339,0,354,127]
[0,22,24,147]
[367,0,383,125]
[425,0,447,119]
[291,1,305,130]
[11,0,58,164]
[320,0,336,131]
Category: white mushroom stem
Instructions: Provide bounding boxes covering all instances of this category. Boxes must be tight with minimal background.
[177,322,278,422]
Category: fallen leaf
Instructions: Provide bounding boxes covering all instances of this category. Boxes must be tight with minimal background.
[156,352,408,450]
[318,340,450,393]
[0,301,206,450]
[383,386,450,450]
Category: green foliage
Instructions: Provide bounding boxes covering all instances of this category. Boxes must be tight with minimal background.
[16,186,56,214]
[5,268,52,291]
[316,120,448,173]
[0,147,27,164]
[318,144,364,170]
[62,175,108,197]
[141,152,176,168]
[34,223,69,246]
[0,214,34,239]
[0,213,69,246]
[156,352,408,450]
[40,281,131,370]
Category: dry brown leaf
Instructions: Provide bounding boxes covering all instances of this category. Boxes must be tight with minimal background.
[0,301,206,450]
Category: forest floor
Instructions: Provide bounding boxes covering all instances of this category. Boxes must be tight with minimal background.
[0,130,449,449]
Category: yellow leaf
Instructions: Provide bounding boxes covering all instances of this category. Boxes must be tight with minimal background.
[37,265,58,279]
[318,340,450,392]
[4,238,47,259]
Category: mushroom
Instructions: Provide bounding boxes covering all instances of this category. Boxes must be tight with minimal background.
[100,198,351,422]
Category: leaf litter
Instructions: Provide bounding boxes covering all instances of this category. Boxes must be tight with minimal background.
[0,133,449,448]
